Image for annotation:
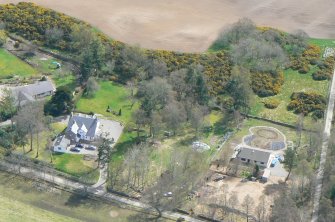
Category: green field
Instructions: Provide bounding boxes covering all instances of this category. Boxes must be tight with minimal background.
[0,194,79,222]
[0,49,37,79]
[0,171,140,222]
[76,81,138,123]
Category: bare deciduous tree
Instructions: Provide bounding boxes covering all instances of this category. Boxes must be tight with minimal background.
[242,194,254,222]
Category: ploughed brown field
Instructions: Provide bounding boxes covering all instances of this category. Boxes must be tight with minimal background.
[1,0,335,52]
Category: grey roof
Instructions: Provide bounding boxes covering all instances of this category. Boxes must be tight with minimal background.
[54,135,70,148]
[12,80,55,104]
[67,114,99,138]
[237,147,271,163]
[15,80,55,97]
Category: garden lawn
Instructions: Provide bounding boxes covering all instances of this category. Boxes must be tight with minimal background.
[0,49,37,79]
[250,68,329,128]
[76,81,138,123]
[16,128,98,183]
[53,153,99,182]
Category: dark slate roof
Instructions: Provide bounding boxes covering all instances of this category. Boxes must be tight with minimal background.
[67,114,99,137]
[21,80,55,96]
[12,80,55,103]
[237,147,271,163]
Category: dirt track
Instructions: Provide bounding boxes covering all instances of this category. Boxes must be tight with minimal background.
[1,0,335,52]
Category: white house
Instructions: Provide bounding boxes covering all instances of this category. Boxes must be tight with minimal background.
[66,113,100,142]
[53,135,70,153]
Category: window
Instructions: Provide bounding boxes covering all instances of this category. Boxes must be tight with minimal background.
[254,161,257,163]
[261,162,264,165]
[241,158,246,161]
[58,147,61,150]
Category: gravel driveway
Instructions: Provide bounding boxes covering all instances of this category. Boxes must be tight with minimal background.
[98,119,124,142]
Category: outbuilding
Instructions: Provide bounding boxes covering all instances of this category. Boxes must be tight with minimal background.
[53,135,70,153]
[261,168,271,182]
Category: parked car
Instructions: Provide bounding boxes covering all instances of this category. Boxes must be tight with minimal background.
[85,145,97,151]
[70,147,80,152]
[275,154,284,162]
[75,143,84,148]
[163,192,173,197]
[270,158,279,167]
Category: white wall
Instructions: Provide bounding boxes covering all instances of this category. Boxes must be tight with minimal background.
[54,146,66,153]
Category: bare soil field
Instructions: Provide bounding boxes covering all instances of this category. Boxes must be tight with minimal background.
[1,0,335,52]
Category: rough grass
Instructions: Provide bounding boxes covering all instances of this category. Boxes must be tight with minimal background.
[28,55,76,89]
[0,49,37,79]
[0,171,139,222]
[76,81,138,123]
[250,68,329,127]
[0,194,79,222]
[309,38,335,51]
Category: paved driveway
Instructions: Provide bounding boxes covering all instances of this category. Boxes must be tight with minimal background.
[98,119,124,143]
[269,163,288,178]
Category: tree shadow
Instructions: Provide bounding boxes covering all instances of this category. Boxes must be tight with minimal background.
[64,188,90,207]
[126,212,164,222]
[213,114,233,136]
[263,182,287,195]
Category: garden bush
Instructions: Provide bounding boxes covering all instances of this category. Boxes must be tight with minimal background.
[251,70,284,97]
[264,99,280,109]
[287,92,326,118]
[312,70,329,81]
[313,56,335,81]
[290,45,321,71]
[298,65,310,74]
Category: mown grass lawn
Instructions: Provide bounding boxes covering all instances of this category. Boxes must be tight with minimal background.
[76,81,138,123]
[53,153,99,182]
[0,49,37,79]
